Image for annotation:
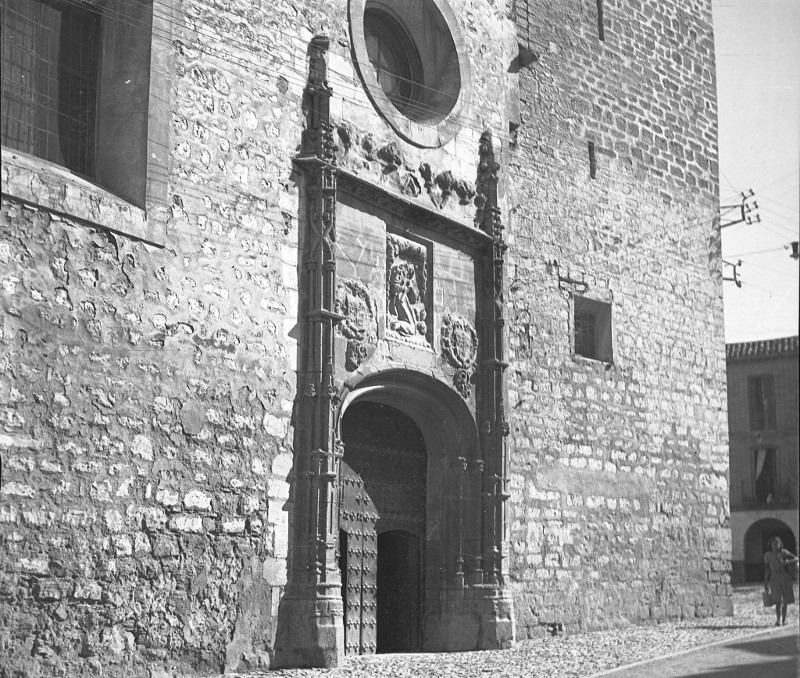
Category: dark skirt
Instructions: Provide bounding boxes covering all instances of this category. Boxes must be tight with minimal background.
[769,570,796,605]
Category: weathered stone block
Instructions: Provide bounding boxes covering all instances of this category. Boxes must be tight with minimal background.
[151,535,179,558]
[156,487,180,507]
[222,517,246,534]
[1,482,36,498]
[33,580,70,601]
[19,558,50,576]
[73,580,103,602]
[140,507,168,532]
[184,489,212,511]
[169,514,203,533]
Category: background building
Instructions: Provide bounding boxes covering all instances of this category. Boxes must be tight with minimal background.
[1,0,731,675]
[726,336,799,583]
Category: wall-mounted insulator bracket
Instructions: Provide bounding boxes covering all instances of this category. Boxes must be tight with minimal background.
[720,189,759,229]
[722,259,742,288]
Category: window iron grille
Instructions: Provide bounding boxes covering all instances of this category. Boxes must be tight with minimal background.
[1,0,100,177]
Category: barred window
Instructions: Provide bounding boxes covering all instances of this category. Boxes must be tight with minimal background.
[2,0,100,177]
[364,8,421,119]
[351,0,465,147]
[1,0,154,208]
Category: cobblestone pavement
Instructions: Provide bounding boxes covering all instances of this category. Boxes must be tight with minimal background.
[596,626,798,678]
[229,587,798,678]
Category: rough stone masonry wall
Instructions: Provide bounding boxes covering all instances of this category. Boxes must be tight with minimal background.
[0,0,731,675]
[0,1,343,675]
[0,0,517,673]
[506,0,731,637]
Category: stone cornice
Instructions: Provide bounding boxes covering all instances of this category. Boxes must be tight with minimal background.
[335,169,493,250]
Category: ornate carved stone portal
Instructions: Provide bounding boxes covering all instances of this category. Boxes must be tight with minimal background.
[275,37,514,670]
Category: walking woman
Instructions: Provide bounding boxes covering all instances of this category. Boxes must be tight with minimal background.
[764,536,799,626]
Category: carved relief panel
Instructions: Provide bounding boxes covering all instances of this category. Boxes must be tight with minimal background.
[335,278,378,371]
[386,233,430,346]
[440,312,478,398]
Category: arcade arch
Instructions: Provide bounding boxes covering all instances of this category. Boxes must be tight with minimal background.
[743,518,797,582]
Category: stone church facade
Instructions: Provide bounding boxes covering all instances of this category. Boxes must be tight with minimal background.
[0,0,730,675]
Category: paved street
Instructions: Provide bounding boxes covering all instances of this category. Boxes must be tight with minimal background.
[595,626,798,678]
[227,588,799,678]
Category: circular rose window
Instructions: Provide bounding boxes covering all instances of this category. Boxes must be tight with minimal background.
[350,0,471,148]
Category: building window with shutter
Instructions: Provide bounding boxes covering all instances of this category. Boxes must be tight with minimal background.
[752,448,777,504]
[748,375,776,431]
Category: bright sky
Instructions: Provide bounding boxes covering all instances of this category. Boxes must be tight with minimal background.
[713,0,800,343]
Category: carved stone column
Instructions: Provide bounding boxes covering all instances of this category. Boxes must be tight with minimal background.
[475,131,515,648]
[273,36,344,669]
[466,458,485,586]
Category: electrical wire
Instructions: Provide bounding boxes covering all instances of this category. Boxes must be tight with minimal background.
[735,280,780,294]
[738,259,799,279]
[723,246,790,258]
[8,0,786,237]
[719,168,799,205]
[758,213,800,238]
[759,186,800,209]
[718,167,742,203]
[45,0,519,144]
[757,200,799,221]
[719,170,800,211]
[49,0,738,153]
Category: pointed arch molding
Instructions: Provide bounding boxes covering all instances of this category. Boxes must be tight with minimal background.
[273,37,513,669]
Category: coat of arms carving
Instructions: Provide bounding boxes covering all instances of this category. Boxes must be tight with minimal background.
[335,278,377,370]
[440,312,478,398]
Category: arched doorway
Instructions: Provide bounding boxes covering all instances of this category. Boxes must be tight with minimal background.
[338,401,426,655]
[743,519,796,582]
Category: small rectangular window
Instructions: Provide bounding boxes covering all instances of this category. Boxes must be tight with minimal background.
[748,375,776,431]
[573,296,612,362]
[752,448,776,503]
[596,0,605,41]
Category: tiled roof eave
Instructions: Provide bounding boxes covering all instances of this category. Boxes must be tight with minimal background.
[726,336,799,361]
